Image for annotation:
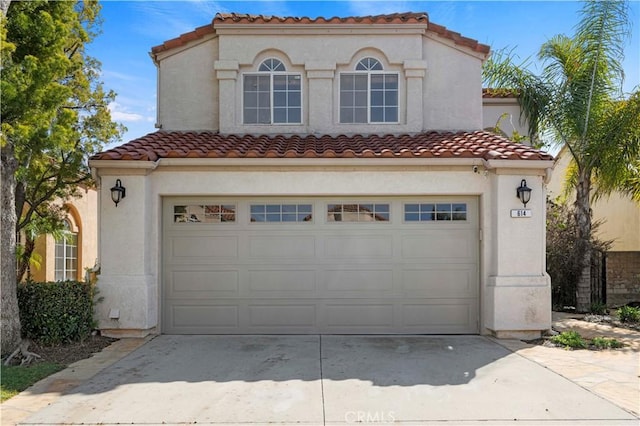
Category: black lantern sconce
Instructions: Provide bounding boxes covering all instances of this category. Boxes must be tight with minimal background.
[516,179,532,208]
[110,179,126,207]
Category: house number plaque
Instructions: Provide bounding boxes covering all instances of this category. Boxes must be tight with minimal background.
[510,209,532,218]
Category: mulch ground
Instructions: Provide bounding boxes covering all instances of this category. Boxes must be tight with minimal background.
[8,336,117,366]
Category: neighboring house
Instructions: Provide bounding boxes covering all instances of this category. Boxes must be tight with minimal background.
[548,147,640,306]
[89,12,555,339]
[24,187,98,283]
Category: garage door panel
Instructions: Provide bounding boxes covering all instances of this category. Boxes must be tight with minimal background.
[402,267,477,298]
[248,269,317,293]
[324,235,393,258]
[249,235,316,258]
[402,302,476,328]
[325,304,394,327]
[248,304,316,327]
[401,231,475,260]
[324,269,394,292]
[171,236,238,259]
[170,270,240,297]
[171,305,239,328]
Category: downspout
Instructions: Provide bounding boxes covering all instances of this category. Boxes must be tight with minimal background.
[149,51,162,130]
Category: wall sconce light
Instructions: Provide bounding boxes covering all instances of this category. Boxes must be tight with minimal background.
[110,179,126,207]
[516,179,532,208]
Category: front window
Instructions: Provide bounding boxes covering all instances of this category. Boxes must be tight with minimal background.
[55,220,77,281]
[243,58,302,124]
[340,58,398,123]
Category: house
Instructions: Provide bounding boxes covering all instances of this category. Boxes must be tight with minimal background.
[89,12,555,339]
[23,187,98,283]
[548,147,640,306]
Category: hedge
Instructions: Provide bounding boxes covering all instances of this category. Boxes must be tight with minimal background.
[17,281,97,345]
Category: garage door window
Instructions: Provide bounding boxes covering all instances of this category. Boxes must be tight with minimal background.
[404,203,467,222]
[174,205,236,223]
[327,203,390,222]
[250,204,312,222]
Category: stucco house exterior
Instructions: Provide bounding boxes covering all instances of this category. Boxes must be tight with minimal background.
[89,12,554,339]
[548,147,640,306]
[21,187,98,283]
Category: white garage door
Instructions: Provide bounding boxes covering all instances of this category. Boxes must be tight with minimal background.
[162,197,479,334]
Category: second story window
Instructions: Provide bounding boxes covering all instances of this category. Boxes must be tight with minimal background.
[340,58,398,124]
[243,58,302,124]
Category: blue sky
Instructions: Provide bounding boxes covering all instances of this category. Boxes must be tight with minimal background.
[89,0,640,146]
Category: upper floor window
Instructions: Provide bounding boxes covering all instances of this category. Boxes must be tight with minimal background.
[340,58,398,124]
[243,58,302,124]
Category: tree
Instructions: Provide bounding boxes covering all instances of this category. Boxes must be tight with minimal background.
[1,1,123,355]
[483,0,640,312]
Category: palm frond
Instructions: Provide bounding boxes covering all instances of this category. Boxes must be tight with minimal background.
[483,49,553,142]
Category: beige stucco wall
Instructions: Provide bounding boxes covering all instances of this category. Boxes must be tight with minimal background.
[92,161,551,338]
[155,30,484,134]
[422,35,483,131]
[548,149,640,252]
[30,187,98,282]
[156,36,219,131]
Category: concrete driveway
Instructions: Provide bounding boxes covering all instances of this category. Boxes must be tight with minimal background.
[18,335,638,425]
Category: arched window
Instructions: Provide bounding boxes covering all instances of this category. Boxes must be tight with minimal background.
[243,58,302,124]
[55,220,77,281]
[340,57,398,123]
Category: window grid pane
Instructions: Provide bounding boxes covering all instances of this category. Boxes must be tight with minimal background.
[243,75,271,124]
[340,74,368,123]
[404,203,467,222]
[327,204,390,222]
[174,205,236,223]
[55,228,78,281]
[340,70,398,124]
[250,204,313,223]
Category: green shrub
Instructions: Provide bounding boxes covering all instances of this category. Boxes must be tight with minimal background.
[589,302,608,315]
[546,201,611,310]
[618,305,640,323]
[591,337,623,349]
[17,281,97,345]
[550,331,588,349]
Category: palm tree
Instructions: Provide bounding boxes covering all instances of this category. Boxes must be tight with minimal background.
[483,0,640,312]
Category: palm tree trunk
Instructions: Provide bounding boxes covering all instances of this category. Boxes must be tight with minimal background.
[574,170,592,312]
[1,144,22,355]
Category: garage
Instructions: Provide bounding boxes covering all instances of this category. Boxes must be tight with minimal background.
[162,196,479,334]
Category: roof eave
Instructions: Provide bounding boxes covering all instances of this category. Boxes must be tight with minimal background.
[90,157,554,170]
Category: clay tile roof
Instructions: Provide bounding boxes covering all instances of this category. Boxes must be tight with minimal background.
[151,12,489,56]
[483,88,521,98]
[91,131,553,162]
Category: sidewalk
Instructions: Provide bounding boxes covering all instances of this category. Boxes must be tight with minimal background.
[494,312,640,416]
[1,337,151,426]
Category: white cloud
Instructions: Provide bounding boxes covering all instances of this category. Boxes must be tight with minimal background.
[108,102,145,122]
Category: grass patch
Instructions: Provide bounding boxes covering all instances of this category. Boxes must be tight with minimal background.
[0,362,64,402]
[550,331,588,349]
[591,337,623,349]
